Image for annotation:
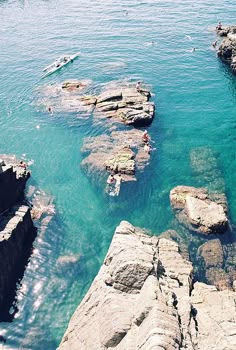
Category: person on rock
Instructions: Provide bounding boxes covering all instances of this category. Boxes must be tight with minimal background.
[142,130,150,144]
[216,22,222,30]
[136,81,142,93]
[19,160,27,169]
[107,173,115,184]
[114,173,123,196]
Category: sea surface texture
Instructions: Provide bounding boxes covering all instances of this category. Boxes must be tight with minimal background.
[1,0,236,348]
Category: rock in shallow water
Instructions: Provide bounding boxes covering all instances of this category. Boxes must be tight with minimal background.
[170,186,229,234]
[81,129,152,184]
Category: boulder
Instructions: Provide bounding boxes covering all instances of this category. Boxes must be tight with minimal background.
[217,26,236,73]
[85,84,155,126]
[58,222,236,350]
[170,186,229,234]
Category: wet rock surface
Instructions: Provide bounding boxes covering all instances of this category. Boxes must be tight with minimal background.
[36,80,92,114]
[217,26,236,73]
[92,86,155,126]
[170,186,229,234]
[37,81,154,126]
[58,221,236,350]
[81,129,152,184]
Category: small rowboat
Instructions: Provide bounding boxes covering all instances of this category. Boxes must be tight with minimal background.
[42,52,80,78]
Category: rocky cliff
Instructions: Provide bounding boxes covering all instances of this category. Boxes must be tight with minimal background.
[58,221,236,350]
[0,155,36,320]
[217,26,236,73]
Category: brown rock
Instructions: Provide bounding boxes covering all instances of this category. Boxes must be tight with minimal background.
[170,186,229,234]
[197,239,224,269]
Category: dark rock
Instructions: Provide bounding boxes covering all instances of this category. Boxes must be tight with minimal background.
[0,155,36,320]
[217,26,236,73]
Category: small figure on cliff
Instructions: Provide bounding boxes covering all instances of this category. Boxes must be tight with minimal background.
[136,81,142,93]
[19,160,27,169]
[142,130,150,143]
[216,22,222,30]
[136,81,150,97]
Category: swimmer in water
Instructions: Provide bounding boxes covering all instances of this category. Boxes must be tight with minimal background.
[114,173,123,196]
[212,40,217,48]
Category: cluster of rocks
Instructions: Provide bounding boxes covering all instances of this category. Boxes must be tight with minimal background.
[0,155,36,319]
[58,221,236,350]
[38,80,155,190]
[79,83,155,189]
[81,129,152,183]
[217,25,236,73]
[38,81,155,127]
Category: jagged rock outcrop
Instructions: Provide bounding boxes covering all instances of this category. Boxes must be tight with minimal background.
[170,186,229,234]
[0,156,30,213]
[58,221,236,350]
[91,86,155,126]
[0,155,36,320]
[37,82,155,126]
[217,26,236,73]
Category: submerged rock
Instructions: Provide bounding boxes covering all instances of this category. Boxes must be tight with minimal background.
[36,80,92,114]
[170,186,229,234]
[217,26,236,73]
[190,147,225,193]
[58,221,236,350]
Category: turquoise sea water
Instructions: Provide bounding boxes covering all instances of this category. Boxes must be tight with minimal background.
[1,0,236,348]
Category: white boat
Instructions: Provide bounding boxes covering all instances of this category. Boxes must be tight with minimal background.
[42,52,80,78]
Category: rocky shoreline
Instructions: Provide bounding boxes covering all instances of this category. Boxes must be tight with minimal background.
[58,221,236,350]
[37,69,236,349]
[0,155,36,320]
[217,25,236,73]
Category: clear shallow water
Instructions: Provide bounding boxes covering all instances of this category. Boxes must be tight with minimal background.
[1,0,236,348]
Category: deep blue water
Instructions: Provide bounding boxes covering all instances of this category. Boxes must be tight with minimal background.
[1,0,236,348]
